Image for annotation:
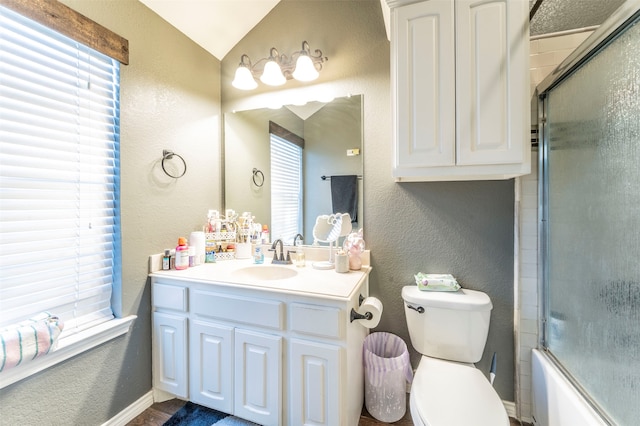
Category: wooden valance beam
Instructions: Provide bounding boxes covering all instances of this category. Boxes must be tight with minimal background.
[0,0,129,65]
[269,121,305,149]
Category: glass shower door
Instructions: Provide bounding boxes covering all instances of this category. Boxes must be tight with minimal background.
[541,14,640,425]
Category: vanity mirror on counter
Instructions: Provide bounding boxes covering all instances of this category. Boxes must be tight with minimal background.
[224,95,363,245]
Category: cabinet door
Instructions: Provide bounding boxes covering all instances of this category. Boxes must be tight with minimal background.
[234,329,282,426]
[455,0,529,165]
[289,339,341,426]
[152,312,188,398]
[189,320,234,413]
[393,0,455,172]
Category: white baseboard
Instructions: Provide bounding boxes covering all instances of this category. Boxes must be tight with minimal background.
[154,387,179,403]
[521,415,534,424]
[104,391,518,425]
[102,390,154,426]
[504,400,517,419]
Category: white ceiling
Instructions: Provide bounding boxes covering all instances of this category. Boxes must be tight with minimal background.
[139,0,281,60]
[140,0,625,62]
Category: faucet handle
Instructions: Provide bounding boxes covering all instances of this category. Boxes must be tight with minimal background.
[285,250,292,263]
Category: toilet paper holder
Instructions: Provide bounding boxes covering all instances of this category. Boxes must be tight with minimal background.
[350,294,373,323]
[350,309,373,323]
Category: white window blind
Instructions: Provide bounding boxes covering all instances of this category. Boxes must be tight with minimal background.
[0,6,120,334]
[270,133,302,244]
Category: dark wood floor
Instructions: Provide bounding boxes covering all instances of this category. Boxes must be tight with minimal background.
[126,398,526,425]
[124,399,414,425]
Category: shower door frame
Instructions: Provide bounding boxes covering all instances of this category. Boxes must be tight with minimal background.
[536,2,640,424]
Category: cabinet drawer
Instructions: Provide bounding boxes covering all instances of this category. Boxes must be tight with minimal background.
[290,303,343,339]
[192,290,284,330]
[153,282,187,312]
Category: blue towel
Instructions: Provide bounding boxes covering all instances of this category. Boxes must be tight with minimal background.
[330,175,357,223]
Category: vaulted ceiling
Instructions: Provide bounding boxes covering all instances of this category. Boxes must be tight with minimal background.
[140,0,628,61]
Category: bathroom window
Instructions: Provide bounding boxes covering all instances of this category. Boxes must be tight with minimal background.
[0,6,122,337]
[269,123,303,244]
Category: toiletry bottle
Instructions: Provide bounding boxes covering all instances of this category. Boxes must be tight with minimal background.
[188,245,196,267]
[205,241,216,263]
[175,237,190,270]
[295,241,305,267]
[162,249,171,270]
[205,210,215,233]
[253,245,264,264]
[261,224,270,244]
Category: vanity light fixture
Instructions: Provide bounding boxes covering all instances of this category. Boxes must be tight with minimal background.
[232,41,327,90]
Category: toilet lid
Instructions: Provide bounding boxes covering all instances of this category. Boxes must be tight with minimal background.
[411,356,509,426]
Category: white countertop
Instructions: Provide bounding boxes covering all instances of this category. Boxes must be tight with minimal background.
[149,258,371,300]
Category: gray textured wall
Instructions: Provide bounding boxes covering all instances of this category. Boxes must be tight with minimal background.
[0,0,222,423]
[222,0,515,400]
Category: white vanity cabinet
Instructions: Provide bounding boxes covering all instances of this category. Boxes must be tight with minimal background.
[189,319,234,412]
[150,262,370,426]
[152,283,189,398]
[289,338,341,425]
[388,0,530,181]
[189,287,284,425]
[234,329,282,424]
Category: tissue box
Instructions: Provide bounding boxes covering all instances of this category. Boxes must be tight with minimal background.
[414,273,460,292]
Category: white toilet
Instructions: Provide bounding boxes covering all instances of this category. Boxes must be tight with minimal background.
[401,286,509,426]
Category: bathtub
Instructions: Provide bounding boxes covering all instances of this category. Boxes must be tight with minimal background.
[531,349,607,426]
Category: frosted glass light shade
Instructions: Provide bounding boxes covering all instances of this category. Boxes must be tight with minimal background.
[232,66,257,90]
[292,54,319,82]
[260,60,286,86]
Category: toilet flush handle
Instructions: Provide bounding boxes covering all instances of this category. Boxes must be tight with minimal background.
[406,304,425,314]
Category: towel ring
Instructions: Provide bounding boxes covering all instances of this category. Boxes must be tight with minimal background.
[162,150,187,178]
[252,168,264,187]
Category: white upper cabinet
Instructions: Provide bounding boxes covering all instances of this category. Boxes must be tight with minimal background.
[394,0,456,169]
[388,0,531,181]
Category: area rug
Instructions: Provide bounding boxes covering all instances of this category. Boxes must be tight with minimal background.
[163,401,260,426]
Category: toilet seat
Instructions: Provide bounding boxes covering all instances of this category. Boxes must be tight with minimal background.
[410,356,509,426]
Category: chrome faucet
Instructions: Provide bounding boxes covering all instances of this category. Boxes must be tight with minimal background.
[293,233,304,246]
[270,239,292,264]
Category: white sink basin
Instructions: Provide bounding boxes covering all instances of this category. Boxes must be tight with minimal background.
[232,265,298,281]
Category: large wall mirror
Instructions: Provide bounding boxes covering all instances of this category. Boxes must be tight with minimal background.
[224,95,363,245]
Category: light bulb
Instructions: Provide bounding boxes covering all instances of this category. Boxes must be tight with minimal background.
[292,54,319,82]
[260,60,286,86]
[232,66,257,90]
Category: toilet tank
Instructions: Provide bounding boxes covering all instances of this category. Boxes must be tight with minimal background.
[401,286,492,363]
